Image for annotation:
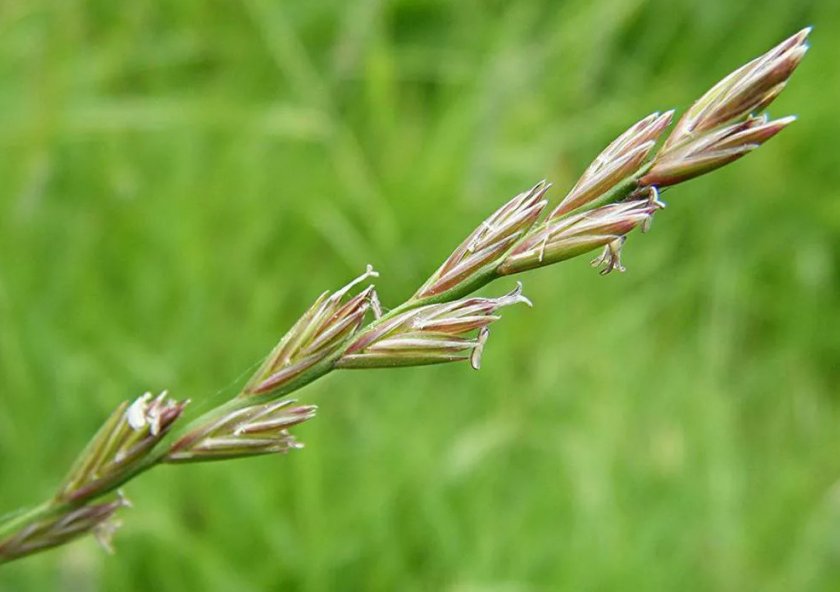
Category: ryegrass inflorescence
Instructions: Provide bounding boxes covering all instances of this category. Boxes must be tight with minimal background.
[0,28,810,564]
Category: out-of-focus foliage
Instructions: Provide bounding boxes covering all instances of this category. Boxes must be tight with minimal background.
[0,0,838,590]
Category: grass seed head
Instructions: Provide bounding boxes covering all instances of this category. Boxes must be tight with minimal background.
[166,399,317,462]
[414,182,549,301]
[0,495,129,561]
[339,283,531,370]
[549,111,673,219]
[246,266,380,396]
[56,392,188,504]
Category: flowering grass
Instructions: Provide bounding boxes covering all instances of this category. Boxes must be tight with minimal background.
[0,2,836,588]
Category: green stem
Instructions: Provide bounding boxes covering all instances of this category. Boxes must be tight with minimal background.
[0,502,52,546]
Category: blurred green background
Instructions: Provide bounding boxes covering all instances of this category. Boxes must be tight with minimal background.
[1,0,838,590]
